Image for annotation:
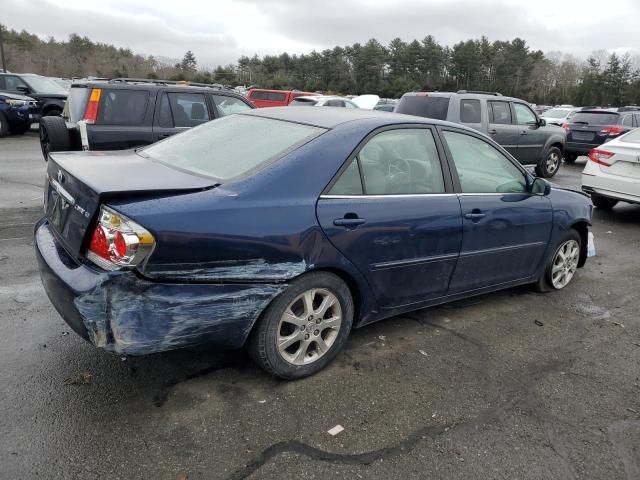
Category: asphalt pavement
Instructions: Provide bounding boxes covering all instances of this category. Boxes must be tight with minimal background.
[1,131,639,480]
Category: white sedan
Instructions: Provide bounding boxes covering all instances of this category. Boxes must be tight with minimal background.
[288,94,380,109]
[581,128,640,209]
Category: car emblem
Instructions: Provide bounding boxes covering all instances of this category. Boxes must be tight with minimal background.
[57,170,64,184]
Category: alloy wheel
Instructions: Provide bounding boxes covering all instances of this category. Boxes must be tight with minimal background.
[276,288,342,365]
[546,151,560,175]
[551,239,579,289]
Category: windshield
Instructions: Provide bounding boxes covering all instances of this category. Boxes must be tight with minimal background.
[542,108,571,119]
[571,112,619,125]
[141,114,326,180]
[620,128,640,144]
[394,95,450,120]
[23,75,68,95]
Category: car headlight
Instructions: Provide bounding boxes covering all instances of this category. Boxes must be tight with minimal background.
[5,99,29,107]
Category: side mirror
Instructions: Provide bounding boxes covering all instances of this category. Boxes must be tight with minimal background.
[16,85,31,94]
[538,118,546,127]
[531,177,551,195]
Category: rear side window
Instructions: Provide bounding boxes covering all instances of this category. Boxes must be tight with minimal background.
[98,89,148,125]
[212,95,251,116]
[621,115,633,127]
[289,98,318,107]
[571,112,619,125]
[394,95,450,120]
[158,92,211,128]
[460,99,481,123]
[488,101,512,124]
[325,99,346,107]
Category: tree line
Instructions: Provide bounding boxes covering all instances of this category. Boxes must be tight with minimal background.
[2,23,639,106]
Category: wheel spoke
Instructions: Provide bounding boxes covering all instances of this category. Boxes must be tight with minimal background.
[314,337,329,355]
[322,316,341,330]
[302,290,315,317]
[278,331,303,351]
[552,263,564,274]
[282,310,306,327]
[316,294,337,317]
[293,340,311,364]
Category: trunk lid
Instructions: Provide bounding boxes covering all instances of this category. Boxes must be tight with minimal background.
[44,150,217,258]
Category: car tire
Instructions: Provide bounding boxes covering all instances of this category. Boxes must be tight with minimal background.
[564,152,578,164]
[247,271,353,379]
[535,229,581,292]
[535,147,562,178]
[591,194,618,210]
[0,112,8,137]
[39,116,70,161]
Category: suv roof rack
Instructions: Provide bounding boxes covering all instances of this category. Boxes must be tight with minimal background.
[108,77,231,90]
[456,90,502,96]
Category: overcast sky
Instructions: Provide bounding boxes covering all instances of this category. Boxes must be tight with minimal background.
[3,0,639,67]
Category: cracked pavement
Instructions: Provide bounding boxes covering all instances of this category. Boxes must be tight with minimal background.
[1,132,639,479]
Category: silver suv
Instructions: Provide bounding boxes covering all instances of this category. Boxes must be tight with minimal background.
[395,91,567,178]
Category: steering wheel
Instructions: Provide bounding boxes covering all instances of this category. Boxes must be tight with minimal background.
[388,157,412,178]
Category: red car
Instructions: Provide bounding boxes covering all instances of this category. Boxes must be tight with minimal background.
[247,88,318,108]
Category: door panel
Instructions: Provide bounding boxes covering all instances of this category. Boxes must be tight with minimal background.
[487,100,519,157]
[317,196,462,307]
[513,102,545,163]
[449,194,552,292]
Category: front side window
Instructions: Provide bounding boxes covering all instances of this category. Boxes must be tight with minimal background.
[460,99,481,123]
[212,95,251,116]
[98,89,149,125]
[489,101,512,125]
[443,130,527,194]
[4,75,28,91]
[141,114,325,180]
[514,103,537,125]
[329,128,445,195]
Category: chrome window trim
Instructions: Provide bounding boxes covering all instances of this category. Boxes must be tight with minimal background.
[320,192,531,199]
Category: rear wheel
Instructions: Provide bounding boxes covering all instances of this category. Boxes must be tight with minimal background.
[39,116,70,161]
[591,193,618,210]
[535,147,562,178]
[535,230,581,292]
[247,271,353,379]
[0,112,8,137]
[564,152,578,164]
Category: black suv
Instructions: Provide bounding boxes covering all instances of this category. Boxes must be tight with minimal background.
[39,78,255,160]
[563,110,640,163]
[0,73,67,116]
[395,91,567,177]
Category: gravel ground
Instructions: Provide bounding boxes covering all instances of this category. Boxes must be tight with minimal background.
[1,131,639,480]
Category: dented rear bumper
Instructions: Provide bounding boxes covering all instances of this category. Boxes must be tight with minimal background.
[35,219,285,355]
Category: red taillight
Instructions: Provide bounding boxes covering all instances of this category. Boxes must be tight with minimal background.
[83,88,102,124]
[588,149,614,166]
[87,206,154,270]
[562,123,570,131]
[600,125,625,136]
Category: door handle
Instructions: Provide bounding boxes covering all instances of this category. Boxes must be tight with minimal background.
[520,130,528,135]
[488,129,498,135]
[334,217,366,228]
[464,210,486,221]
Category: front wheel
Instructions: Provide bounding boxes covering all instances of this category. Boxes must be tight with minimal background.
[535,230,581,292]
[535,147,562,178]
[247,272,353,379]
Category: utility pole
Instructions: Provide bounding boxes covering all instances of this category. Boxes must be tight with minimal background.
[0,24,6,72]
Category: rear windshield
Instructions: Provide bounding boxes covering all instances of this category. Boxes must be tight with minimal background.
[289,98,318,106]
[571,112,619,125]
[542,108,571,119]
[394,95,450,120]
[64,87,90,122]
[620,129,640,144]
[140,115,325,180]
[249,90,287,101]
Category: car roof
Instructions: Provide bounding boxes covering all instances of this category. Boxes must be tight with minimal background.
[402,91,527,102]
[69,81,244,96]
[240,105,475,130]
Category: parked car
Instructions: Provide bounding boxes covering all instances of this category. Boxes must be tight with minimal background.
[38,78,254,160]
[246,88,318,107]
[540,107,579,126]
[374,103,396,112]
[0,91,40,136]
[563,110,640,163]
[35,107,592,379]
[289,95,360,108]
[395,91,567,178]
[0,73,67,116]
[581,128,640,209]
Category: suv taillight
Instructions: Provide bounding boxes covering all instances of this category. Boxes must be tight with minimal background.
[588,149,614,166]
[83,88,102,124]
[561,123,570,131]
[600,126,625,136]
[87,206,154,270]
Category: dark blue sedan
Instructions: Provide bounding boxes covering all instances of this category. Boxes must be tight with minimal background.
[35,107,593,378]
